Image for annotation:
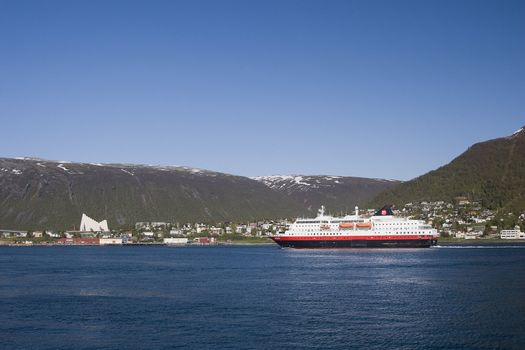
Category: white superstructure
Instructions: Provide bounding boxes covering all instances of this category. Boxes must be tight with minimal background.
[281,205,438,238]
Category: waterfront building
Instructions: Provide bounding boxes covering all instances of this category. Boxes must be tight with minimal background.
[500,229,525,239]
[80,213,109,232]
[194,237,215,244]
[57,237,99,245]
[0,229,28,238]
[164,238,188,245]
[99,238,123,245]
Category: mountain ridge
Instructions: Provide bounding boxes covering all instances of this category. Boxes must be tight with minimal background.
[251,174,400,212]
[0,157,398,230]
[0,157,302,230]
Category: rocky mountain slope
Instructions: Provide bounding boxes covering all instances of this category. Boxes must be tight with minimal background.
[252,175,400,214]
[0,158,303,230]
[370,126,525,212]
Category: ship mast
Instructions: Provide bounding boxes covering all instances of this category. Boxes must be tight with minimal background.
[318,205,325,217]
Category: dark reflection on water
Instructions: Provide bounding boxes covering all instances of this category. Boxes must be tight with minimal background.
[1,246,524,349]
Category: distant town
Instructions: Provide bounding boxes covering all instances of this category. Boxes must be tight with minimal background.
[1,196,525,246]
[0,212,285,246]
[400,196,525,240]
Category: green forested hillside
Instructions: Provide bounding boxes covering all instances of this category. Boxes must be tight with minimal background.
[370,128,525,212]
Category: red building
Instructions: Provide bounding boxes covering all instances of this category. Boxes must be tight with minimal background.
[57,237,100,245]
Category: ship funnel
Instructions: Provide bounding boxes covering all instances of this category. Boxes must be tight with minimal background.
[355,206,359,216]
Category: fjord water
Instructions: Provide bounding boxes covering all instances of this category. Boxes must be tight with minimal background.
[1,246,524,350]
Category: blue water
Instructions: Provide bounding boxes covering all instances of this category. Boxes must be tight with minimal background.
[1,245,525,350]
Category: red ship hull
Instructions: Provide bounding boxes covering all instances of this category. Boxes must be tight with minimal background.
[271,235,437,248]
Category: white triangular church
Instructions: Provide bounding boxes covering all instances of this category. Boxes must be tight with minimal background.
[80,213,109,232]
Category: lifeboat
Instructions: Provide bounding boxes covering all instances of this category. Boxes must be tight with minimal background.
[339,223,355,229]
[356,222,372,228]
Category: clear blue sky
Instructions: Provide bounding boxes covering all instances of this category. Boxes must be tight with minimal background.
[1,0,524,180]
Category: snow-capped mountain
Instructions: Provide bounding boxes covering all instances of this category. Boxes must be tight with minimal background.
[252,175,401,212]
[251,175,344,191]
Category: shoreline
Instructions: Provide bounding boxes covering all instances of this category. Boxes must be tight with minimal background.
[3,235,525,248]
[437,239,525,246]
[3,240,525,247]
[0,241,276,247]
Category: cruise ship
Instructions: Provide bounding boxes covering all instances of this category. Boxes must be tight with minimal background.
[271,206,439,248]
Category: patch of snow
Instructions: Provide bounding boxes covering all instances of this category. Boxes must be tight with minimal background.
[0,168,22,175]
[251,175,313,189]
[90,163,103,166]
[177,166,206,174]
[121,169,134,176]
[252,175,293,182]
[36,163,46,168]
[57,164,70,172]
[14,157,45,161]
[512,127,523,136]
[374,178,398,182]
[293,176,310,186]
[150,165,172,171]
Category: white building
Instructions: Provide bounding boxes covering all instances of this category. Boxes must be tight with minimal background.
[80,213,109,232]
[164,238,188,245]
[455,232,466,239]
[501,229,525,239]
[151,222,169,228]
[210,227,223,235]
[99,238,123,245]
[464,231,483,239]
